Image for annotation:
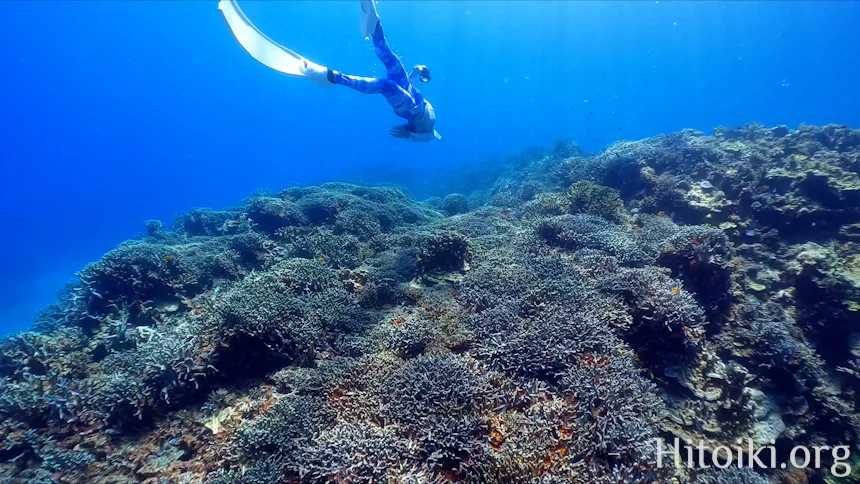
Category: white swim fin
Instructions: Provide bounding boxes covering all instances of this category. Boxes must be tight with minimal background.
[218,0,331,87]
[360,0,380,39]
[298,59,333,88]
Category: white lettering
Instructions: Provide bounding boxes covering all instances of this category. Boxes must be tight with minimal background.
[712,445,732,469]
[790,446,811,468]
[832,446,852,478]
[655,438,678,469]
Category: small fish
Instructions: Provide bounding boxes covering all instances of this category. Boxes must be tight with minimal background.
[671,287,681,295]
[657,211,665,217]
[317,257,326,262]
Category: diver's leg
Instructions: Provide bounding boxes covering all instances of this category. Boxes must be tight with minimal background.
[329,70,415,117]
[370,24,410,89]
[328,71,396,96]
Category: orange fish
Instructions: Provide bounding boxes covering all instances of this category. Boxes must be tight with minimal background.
[657,211,665,217]
[672,287,681,295]
[317,257,326,262]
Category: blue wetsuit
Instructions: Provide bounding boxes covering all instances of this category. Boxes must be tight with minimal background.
[327,24,425,121]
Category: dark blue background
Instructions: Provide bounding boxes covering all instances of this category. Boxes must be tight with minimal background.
[2,0,858,334]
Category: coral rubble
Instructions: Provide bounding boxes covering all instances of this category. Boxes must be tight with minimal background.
[2,124,860,483]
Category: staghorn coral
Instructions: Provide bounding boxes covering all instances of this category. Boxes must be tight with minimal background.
[241,195,306,234]
[290,423,413,482]
[210,258,369,364]
[537,214,651,265]
[565,180,625,221]
[694,467,769,484]
[599,267,705,367]
[174,207,246,237]
[371,316,438,358]
[417,230,471,274]
[439,193,471,216]
[207,457,289,484]
[381,353,492,424]
[234,393,331,457]
[280,226,367,268]
[282,182,441,230]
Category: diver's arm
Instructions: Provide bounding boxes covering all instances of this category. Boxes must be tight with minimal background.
[389,125,412,139]
[389,125,439,142]
[407,131,436,142]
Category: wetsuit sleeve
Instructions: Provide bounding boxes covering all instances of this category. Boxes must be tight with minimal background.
[408,131,436,142]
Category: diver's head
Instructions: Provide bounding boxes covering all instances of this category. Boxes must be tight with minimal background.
[414,64,431,82]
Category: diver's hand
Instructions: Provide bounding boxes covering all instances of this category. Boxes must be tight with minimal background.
[389,125,411,139]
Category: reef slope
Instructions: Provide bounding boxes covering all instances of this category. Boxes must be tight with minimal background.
[1,123,859,483]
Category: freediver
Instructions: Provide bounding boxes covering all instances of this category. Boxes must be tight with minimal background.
[218,0,441,142]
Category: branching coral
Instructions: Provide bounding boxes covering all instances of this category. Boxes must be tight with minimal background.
[417,231,471,274]
[599,267,705,368]
[565,180,625,221]
[439,193,471,216]
[537,214,650,265]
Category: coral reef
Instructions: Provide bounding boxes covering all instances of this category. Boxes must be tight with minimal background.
[2,124,860,483]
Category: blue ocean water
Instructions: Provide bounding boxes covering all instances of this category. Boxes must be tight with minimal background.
[1,0,858,336]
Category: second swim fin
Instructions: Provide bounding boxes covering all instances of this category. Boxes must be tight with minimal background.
[360,0,380,40]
